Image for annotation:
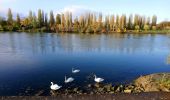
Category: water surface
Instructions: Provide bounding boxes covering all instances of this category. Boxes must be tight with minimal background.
[0,32,170,95]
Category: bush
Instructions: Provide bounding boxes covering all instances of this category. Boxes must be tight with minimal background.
[152,26,157,30]
[0,25,4,31]
[144,25,150,31]
[135,25,140,32]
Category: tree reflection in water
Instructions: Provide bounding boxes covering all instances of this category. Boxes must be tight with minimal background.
[167,54,170,64]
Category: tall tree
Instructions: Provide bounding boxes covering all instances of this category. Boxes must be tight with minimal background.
[98,13,102,24]
[49,11,55,27]
[109,15,115,31]
[56,14,61,25]
[37,9,42,27]
[28,10,33,23]
[32,13,38,29]
[79,15,85,32]
[128,14,133,30]
[116,15,120,29]
[41,10,45,26]
[44,13,48,27]
[146,17,150,25]
[69,12,73,31]
[65,12,70,31]
[141,16,146,30]
[7,8,13,25]
[134,14,139,27]
[61,13,66,29]
[152,15,157,26]
[16,13,21,26]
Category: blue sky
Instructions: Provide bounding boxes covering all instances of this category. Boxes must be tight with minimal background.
[0,0,170,22]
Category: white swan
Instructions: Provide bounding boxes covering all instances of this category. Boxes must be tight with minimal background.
[50,82,62,90]
[72,68,80,73]
[94,75,104,83]
[64,76,74,83]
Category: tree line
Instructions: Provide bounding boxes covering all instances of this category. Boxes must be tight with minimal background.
[0,8,167,33]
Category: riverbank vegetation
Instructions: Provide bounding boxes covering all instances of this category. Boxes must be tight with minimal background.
[0,8,170,33]
[35,73,169,96]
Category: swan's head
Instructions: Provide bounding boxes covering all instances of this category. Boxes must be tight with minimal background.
[51,82,53,85]
[94,75,96,78]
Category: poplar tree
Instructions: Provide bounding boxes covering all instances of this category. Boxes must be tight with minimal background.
[49,11,55,27]
[116,15,120,29]
[56,14,61,25]
[7,8,13,25]
[32,13,38,29]
[16,13,21,26]
[44,13,48,27]
[152,15,157,26]
[37,9,42,27]
[41,10,44,26]
[128,14,133,30]
[28,11,33,23]
[109,15,115,31]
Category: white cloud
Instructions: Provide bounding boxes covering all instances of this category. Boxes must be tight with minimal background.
[56,5,94,17]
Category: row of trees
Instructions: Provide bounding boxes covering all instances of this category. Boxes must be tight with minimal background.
[0,8,160,33]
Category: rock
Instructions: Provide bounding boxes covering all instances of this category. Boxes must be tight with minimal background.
[90,91,94,95]
[134,73,170,92]
[134,87,144,93]
[125,85,135,90]
[124,89,132,93]
[111,87,115,91]
[115,86,120,92]
[68,95,73,98]
[88,84,92,88]
[115,85,124,93]
[97,88,104,92]
[35,90,44,96]
[109,91,114,94]
[50,90,56,96]
[73,88,78,92]
[104,84,112,92]
[94,83,100,88]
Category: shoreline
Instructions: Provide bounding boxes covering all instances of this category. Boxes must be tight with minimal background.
[33,73,170,96]
[0,30,170,34]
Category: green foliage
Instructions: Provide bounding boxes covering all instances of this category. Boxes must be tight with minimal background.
[152,15,157,26]
[135,25,140,32]
[86,26,93,33]
[7,8,13,25]
[0,8,166,33]
[49,11,55,27]
[0,25,4,31]
[152,26,156,30]
[128,14,133,30]
[38,9,42,28]
[56,14,61,25]
[144,25,150,31]
[44,13,48,27]
[32,14,38,29]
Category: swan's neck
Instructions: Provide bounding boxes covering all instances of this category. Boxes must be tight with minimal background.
[65,76,67,81]
[94,75,97,79]
[51,82,53,85]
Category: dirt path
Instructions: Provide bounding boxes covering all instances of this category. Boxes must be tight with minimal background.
[1,92,170,100]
